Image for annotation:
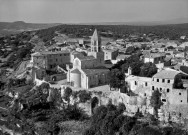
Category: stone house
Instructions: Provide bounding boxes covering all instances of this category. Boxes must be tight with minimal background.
[125,74,152,97]
[144,53,166,64]
[124,67,188,120]
[103,49,118,61]
[151,68,188,105]
[31,50,71,70]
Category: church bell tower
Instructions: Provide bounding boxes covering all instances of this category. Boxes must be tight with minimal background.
[91,29,101,52]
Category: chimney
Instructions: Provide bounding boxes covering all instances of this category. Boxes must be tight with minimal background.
[128,66,132,75]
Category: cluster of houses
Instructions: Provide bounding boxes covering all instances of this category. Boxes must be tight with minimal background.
[11,29,188,123]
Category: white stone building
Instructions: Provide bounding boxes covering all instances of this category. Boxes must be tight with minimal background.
[67,29,109,89]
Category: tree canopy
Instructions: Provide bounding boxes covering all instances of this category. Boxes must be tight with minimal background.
[150,89,163,118]
[140,62,157,77]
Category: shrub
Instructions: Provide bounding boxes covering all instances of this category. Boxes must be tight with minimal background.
[78,90,91,103]
[63,87,72,101]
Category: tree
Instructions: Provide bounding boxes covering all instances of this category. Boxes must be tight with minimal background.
[173,75,184,89]
[140,62,157,77]
[150,89,163,118]
[63,87,72,105]
[109,68,125,90]
[126,46,135,54]
[121,54,143,76]
[137,126,162,135]
[78,90,91,103]
[117,103,126,114]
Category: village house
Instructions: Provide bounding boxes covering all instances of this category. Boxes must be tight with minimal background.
[151,68,188,104]
[124,66,188,120]
[31,50,71,70]
[103,49,118,61]
[144,53,166,64]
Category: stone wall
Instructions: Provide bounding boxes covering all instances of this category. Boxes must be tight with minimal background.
[159,105,188,124]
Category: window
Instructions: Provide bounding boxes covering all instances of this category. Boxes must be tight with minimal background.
[144,93,146,96]
[160,88,162,91]
[145,82,147,86]
[157,79,159,82]
[168,80,170,83]
[135,81,137,85]
[162,99,166,102]
[181,100,182,102]
[56,59,58,62]
[179,93,181,95]
[152,86,154,90]
[162,79,165,83]
[167,89,170,93]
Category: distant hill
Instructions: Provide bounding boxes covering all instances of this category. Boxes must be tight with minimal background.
[0,21,61,36]
[79,17,188,26]
[35,23,188,42]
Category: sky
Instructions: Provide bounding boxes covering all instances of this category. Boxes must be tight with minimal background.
[0,0,188,24]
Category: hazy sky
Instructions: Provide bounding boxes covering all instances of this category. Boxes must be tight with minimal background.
[0,0,188,23]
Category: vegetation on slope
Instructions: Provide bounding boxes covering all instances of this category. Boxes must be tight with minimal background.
[36,23,188,42]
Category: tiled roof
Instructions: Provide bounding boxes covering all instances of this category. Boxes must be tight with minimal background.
[103,49,118,52]
[77,56,95,61]
[41,50,70,55]
[144,53,165,58]
[153,68,180,79]
[32,50,70,56]
[71,69,81,74]
[82,69,109,75]
[32,52,43,56]
[126,75,152,82]
[116,54,131,60]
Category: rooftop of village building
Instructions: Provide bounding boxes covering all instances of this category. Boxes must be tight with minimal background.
[144,53,166,58]
[153,68,186,79]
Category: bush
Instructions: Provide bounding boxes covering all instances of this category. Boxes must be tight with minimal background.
[117,103,126,113]
[63,87,72,101]
[137,126,162,135]
[78,90,91,103]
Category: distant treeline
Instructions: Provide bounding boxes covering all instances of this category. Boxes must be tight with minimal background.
[35,23,188,42]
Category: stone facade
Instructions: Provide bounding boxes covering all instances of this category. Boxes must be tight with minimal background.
[103,49,118,61]
[144,53,165,64]
[124,67,188,121]
[31,50,71,70]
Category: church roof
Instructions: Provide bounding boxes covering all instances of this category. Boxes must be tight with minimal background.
[77,55,95,61]
[82,69,109,75]
[92,29,101,41]
[71,69,81,74]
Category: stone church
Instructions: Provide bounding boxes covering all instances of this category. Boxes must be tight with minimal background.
[67,29,109,89]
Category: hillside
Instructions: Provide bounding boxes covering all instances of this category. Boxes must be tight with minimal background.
[0,21,61,36]
[35,23,188,41]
